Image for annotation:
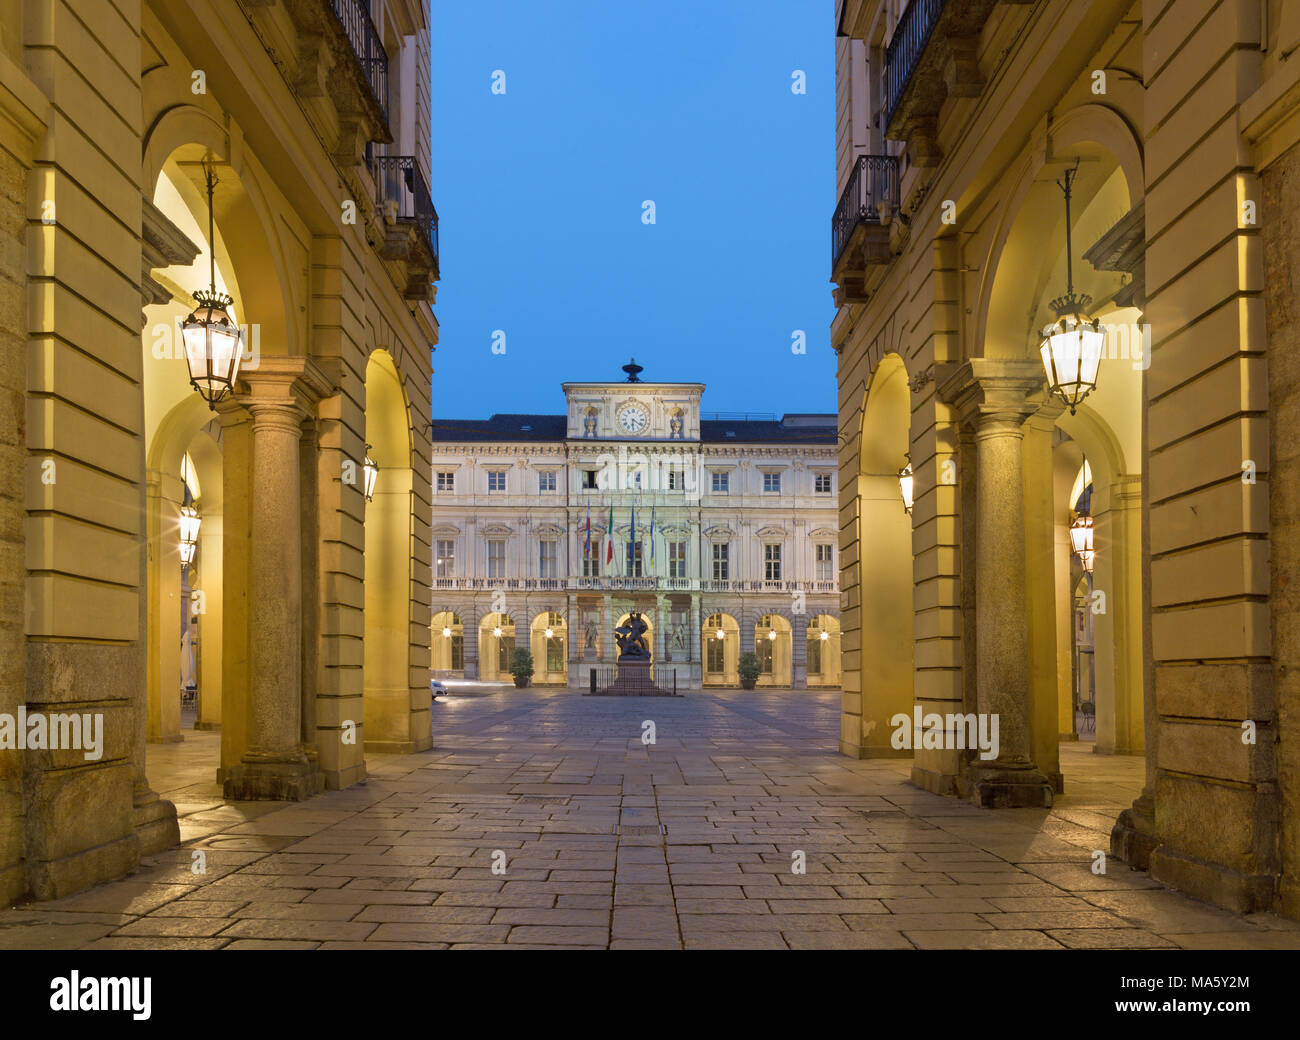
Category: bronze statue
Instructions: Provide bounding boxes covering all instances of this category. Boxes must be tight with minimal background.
[614,610,651,660]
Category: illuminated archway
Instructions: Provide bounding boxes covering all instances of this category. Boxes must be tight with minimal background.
[855,352,914,757]
[478,613,517,682]
[807,614,842,687]
[530,612,568,685]
[432,611,463,674]
[363,349,422,751]
[702,612,740,686]
[755,613,793,687]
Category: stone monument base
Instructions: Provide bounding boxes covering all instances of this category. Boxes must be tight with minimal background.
[587,659,680,697]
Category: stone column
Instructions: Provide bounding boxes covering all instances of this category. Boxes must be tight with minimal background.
[792,617,808,689]
[463,603,479,679]
[567,592,580,687]
[939,359,1052,808]
[689,593,702,688]
[224,359,331,801]
[654,593,668,665]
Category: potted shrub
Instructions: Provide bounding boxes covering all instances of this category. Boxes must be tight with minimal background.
[738,651,761,690]
[510,648,534,688]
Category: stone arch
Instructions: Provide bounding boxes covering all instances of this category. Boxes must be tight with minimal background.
[974,106,1143,361]
[479,612,517,682]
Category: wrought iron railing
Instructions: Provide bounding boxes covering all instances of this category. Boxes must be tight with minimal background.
[329,0,389,121]
[883,0,946,131]
[370,153,440,274]
[831,154,898,270]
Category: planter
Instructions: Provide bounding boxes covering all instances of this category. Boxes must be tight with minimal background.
[513,675,531,688]
[739,678,757,690]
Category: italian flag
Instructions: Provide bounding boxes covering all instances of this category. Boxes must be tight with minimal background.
[605,502,615,567]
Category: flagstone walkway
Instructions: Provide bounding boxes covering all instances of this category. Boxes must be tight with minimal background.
[3,689,1298,950]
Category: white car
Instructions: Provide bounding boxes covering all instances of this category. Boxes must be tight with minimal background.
[430,679,447,698]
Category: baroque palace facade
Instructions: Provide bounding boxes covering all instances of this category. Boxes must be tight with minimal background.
[1,0,438,903]
[429,366,843,690]
[833,0,1300,918]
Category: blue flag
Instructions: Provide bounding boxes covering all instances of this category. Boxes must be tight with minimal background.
[649,505,656,563]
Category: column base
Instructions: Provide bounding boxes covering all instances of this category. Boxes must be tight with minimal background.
[1149,845,1275,915]
[1110,794,1159,870]
[133,790,180,856]
[223,753,321,801]
[964,762,1054,808]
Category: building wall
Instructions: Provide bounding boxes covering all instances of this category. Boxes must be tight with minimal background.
[0,0,438,903]
[833,0,1300,917]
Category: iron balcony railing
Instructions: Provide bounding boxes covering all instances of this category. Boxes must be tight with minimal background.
[883,0,946,131]
[370,152,440,275]
[329,0,389,121]
[831,154,898,270]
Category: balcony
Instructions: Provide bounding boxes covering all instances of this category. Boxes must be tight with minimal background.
[369,151,440,298]
[328,0,389,124]
[830,154,898,303]
[880,0,1030,164]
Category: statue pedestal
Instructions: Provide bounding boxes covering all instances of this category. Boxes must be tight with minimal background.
[587,658,679,697]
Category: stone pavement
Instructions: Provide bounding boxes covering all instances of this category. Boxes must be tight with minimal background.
[3,689,1298,950]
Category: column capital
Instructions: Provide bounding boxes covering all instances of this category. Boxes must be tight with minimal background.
[235,356,336,422]
[936,358,1047,428]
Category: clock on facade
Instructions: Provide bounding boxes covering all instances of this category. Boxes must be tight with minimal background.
[618,405,649,433]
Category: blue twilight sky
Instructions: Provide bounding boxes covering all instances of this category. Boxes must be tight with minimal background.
[427,0,835,419]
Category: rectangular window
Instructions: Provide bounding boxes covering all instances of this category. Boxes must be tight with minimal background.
[764,543,782,581]
[807,636,822,675]
[627,540,643,577]
[487,539,506,578]
[711,471,729,493]
[487,470,506,493]
[712,543,729,580]
[758,638,773,674]
[538,471,557,493]
[668,470,684,491]
[816,543,834,581]
[582,553,600,577]
[763,472,782,493]
[539,539,557,578]
[436,539,455,578]
[668,540,687,578]
[815,472,833,494]
[436,471,455,493]
[630,471,643,490]
[582,469,599,490]
[451,635,464,670]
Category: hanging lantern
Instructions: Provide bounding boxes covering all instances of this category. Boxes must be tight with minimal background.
[493,626,502,638]
[179,503,201,568]
[715,628,725,641]
[363,446,378,502]
[182,160,243,408]
[1070,514,1095,573]
[442,626,452,638]
[768,629,777,641]
[1039,164,1103,415]
[898,458,914,515]
[820,630,829,641]
[544,627,554,639]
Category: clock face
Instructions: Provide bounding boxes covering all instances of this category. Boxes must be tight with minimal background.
[619,406,649,433]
